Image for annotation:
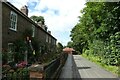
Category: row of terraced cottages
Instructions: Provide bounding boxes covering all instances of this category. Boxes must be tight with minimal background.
[0,1,57,63]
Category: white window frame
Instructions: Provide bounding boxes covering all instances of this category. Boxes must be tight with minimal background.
[46,35,48,42]
[10,11,17,31]
[32,25,35,37]
[49,36,51,43]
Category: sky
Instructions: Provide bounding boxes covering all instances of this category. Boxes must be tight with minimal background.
[8,0,86,46]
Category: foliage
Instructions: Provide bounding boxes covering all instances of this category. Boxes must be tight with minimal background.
[2,52,9,64]
[13,39,27,63]
[67,41,74,48]
[103,32,120,65]
[57,42,63,53]
[70,2,120,66]
[2,67,29,80]
[30,15,45,25]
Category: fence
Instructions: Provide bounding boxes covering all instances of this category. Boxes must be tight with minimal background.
[44,52,68,79]
[44,57,61,78]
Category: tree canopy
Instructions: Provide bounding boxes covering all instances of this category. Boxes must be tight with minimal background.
[30,15,45,25]
[69,2,120,66]
[57,42,63,53]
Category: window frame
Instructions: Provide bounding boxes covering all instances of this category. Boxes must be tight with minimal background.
[32,25,35,37]
[8,43,14,62]
[9,11,17,31]
[46,34,48,42]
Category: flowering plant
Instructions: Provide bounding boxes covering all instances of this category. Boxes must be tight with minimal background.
[16,61,27,68]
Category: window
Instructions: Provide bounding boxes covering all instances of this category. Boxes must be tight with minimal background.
[32,25,35,37]
[51,37,53,44]
[10,11,17,31]
[46,35,48,42]
[8,43,14,52]
[52,39,54,45]
[49,36,51,43]
[8,43,14,62]
[54,40,56,45]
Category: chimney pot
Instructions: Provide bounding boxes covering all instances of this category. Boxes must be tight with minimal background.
[20,5,28,16]
[48,30,51,34]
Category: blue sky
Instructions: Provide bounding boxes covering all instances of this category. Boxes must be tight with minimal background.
[8,0,86,46]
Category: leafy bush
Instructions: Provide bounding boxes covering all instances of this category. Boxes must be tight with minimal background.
[84,33,120,66]
[2,68,29,80]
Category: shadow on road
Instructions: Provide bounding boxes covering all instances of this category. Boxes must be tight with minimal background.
[77,67,91,70]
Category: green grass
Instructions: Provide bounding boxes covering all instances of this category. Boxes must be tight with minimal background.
[82,53,119,77]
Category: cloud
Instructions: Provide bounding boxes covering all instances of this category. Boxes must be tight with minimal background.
[27,1,37,10]
[8,0,86,45]
[8,0,29,8]
[41,7,49,13]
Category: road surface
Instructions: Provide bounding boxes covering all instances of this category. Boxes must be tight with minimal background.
[59,54,119,80]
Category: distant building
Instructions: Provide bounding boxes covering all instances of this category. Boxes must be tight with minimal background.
[63,47,75,54]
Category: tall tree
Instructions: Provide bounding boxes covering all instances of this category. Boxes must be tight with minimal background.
[67,41,73,48]
[70,2,120,65]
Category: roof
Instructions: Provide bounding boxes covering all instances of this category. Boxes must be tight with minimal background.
[63,47,75,52]
[3,2,57,40]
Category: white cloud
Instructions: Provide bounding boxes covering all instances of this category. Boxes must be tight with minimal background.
[8,0,86,45]
[8,0,28,8]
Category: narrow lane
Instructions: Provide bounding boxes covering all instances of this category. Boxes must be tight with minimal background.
[59,54,119,80]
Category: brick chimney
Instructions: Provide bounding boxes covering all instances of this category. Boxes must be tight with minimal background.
[37,21,42,27]
[20,5,28,16]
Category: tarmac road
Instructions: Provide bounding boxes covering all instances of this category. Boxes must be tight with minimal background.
[59,54,119,80]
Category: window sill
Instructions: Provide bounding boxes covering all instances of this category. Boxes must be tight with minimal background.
[9,28,17,32]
